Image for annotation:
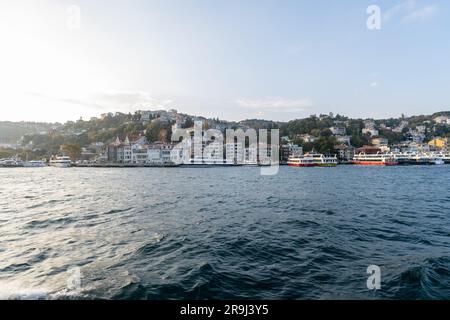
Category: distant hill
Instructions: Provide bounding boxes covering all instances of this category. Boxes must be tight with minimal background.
[0,121,59,143]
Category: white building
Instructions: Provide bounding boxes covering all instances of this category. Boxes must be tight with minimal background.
[116,136,132,163]
[296,134,317,143]
[416,125,426,134]
[146,143,174,165]
[225,142,244,164]
[434,115,450,125]
[329,126,346,136]
[336,135,351,145]
[362,128,379,136]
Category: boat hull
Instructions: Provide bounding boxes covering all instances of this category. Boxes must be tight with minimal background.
[50,163,71,168]
[288,163,317,167]
[352,161,398,166]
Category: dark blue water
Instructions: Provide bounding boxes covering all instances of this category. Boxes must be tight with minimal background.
[0,166,449,299]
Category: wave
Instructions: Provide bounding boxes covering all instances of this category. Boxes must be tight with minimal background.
[383,256,450,299]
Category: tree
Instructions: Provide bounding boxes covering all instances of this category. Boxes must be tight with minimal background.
[61,143,82,161]
[145,120,172,143]
[183,117,194,128]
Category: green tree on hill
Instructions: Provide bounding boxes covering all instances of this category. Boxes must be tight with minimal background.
[61,143,82,161]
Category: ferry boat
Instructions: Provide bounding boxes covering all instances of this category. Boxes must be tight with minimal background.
[23,160,46,167]
[435,153,450,164]
[0,157,23,167]
[408,153,435,165]
[352,153,398,166]
[308,153,338,167]
[287,154,315,167]
[387,152,411,165]
[287,153,337,167]
[49,156,72,168]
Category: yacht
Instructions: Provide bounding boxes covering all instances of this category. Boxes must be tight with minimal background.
[49,156,72,168]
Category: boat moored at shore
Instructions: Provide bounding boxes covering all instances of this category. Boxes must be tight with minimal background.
[49,156,72,168]
[352,153,398,166]
[288,153,338,167]
[0,157,23,167]
[23,160,47,167]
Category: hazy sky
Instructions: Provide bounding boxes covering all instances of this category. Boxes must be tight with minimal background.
[0,0,449,123]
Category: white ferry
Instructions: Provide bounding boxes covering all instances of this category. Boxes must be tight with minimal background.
[49,156,72,168]
[0,157,23,167]
[287,153,337,167]
[435,153,450,164]
[308,153,338,167]
[23,160,46,167]
[352,153,398,166]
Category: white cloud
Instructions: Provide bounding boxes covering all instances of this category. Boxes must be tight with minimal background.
[370,82,379,88]
[236,97,313,111]
[383,1,438,24]
[28,91,172,112]
[383,0,416,22]
[402,5,438,23]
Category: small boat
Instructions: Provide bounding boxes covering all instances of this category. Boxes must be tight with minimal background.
[49,156,72,168]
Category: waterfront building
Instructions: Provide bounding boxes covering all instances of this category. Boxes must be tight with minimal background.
[116,136,132,163]
[147,142,174,165]
[334,144,355,162]
[131,147,148,164]
[244,146,258,164]
[225,142,244,164]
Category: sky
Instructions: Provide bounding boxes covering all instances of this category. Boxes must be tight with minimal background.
[0,0,449,123]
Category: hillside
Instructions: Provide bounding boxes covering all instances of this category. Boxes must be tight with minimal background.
[1,110,449,159]
[0,121,59,144]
